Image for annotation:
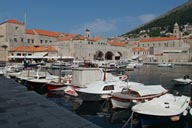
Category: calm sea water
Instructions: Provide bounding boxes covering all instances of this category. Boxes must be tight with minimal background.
[47,65,192,128]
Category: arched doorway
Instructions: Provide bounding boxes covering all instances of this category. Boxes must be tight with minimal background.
[94,51,104,60]
[105,51,113,60]
[114,52,122,60]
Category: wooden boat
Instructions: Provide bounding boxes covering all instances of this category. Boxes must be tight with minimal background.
[110,84,168,109]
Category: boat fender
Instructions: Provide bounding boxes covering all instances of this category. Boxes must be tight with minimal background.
[183,110,188,116]
[190,108,192,116]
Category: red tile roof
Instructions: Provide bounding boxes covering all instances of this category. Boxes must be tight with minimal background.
[34,29,60,37]
[58,34,86,41]
[10,45,57,52]
[26,29,35,35]
[89,37,102,42]
[132,47,148,52]
[140,37,178,42]
[6,19,24,25]
[108,41,126,47]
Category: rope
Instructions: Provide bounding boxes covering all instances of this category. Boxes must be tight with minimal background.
[122,111,134,128]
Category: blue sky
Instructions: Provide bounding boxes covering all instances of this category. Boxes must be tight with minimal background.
[0,0,188,37]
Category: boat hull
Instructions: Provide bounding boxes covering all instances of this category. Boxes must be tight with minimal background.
[77,91,105,102]
[110,98,132,109]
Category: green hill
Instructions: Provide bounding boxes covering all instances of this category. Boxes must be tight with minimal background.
[122,1,192,38]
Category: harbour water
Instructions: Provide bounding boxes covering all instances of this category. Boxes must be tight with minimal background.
[46,65,192,128]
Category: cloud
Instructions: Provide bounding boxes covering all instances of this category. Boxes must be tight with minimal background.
[70,18,117,36]
[70,14,157,37]
[138,14,157,23]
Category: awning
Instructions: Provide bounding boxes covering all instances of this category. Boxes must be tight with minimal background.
[163,50,183,53]
[33,52,48,57]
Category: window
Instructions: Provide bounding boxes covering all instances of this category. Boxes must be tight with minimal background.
[14,38,17,42]
[31,39,34,44]
[27,39,30,43]
[21,38,24,42]
[40,40,43,43]
[103,85,114,91]
[17,53,21,56]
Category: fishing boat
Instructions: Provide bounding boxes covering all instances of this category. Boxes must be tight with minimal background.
[172,75,192,85]
[44,75,72,91]
[75,80,131,102]
[72,67,131,101]
[131,93,190,126]
[110,84,168,109]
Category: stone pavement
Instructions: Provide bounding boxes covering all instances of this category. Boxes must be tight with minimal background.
[0,76,101,128]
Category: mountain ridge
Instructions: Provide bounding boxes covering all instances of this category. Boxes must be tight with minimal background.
[122,1,192,38]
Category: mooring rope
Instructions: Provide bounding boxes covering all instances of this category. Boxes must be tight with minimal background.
[122,111,134,128]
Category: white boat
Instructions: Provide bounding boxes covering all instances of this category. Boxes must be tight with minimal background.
[75,80,131,101]
[110,84,168,109]
[72,67,131,101]
[173,75,192,85]
[131,93,190,125]
[0,67,5,76]
[51,61,72,70]
[158,62,174,67]
[50,86,78,97]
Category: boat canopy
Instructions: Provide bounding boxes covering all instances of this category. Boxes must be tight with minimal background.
[129,84,167,96]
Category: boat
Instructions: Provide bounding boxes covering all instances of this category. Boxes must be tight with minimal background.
[158,62,174,67]
[49,86,78,97]
[0,67,5,76]
[110,84,168,109]
[172,75,192,85]
[131,93,190,126]
[23,66,62,93]
[72,67,132,101]
[44,75,72,91]
[50,61,72,70]
[75,80,131,102]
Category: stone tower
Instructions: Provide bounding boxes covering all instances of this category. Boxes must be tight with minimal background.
[85,28,91,38]
[173,22,180,38]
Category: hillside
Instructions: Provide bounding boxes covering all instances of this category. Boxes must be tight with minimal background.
[122,1,192,38]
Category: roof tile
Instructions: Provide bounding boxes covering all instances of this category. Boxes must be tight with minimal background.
[140,37,178,42]
[6,19,24,25]
[10,45,57,52]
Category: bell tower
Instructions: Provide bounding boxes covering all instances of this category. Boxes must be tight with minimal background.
[85,28,91,38]
[173,22,180,38]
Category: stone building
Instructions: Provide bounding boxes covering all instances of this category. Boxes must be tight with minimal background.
[55,33,130,61]
[139,37,191,62]
[0,19,130,62]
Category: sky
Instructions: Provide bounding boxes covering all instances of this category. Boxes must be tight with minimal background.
[0,0,188,37]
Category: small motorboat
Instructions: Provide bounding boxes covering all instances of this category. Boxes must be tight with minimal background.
[173,75,192,85]
[158,63,174,67]
[111,84,168,109]
[75,80,132,102]
[131,93,190,126]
